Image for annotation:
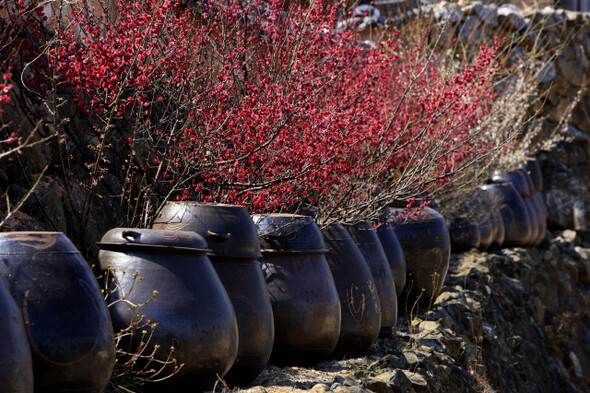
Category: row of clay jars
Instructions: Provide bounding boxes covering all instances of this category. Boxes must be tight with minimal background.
[446,158,546,251]
[96,201,446,391]
[0,202,458,393]
[445,187,505,252]
[152,204,404,371]
[488,165,546,247]
[255,215,401,359]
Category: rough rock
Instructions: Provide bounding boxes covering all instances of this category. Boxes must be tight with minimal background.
[497,5,526,31]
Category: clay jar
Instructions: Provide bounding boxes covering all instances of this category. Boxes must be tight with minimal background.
[253,214,341,365]
[387,206,450,312]
[153,202,274,385]
[345,221,397,336]
[476,186,504,250]
[0,232,115,393]
[531,191,547,245]
[480,183,530,248]
[491,171,535,246]
[375,217,406,298]
[0,275,33,393]
[522,161,547,245]
[320,223,381,358]
[444,198,481,252]
[524,157,543,193]
[518,168,545,245]
[98,228,238,391]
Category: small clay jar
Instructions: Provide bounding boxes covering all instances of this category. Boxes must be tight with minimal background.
[444,198,481,252]
[375,215,406,298]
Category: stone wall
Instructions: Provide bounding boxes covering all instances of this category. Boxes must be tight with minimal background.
[416,1,590,238]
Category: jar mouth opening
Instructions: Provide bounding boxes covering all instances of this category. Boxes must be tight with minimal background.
[0,231,65,236]
[166,201,244,208]
[97,242,210,254]
[253,213,309,219]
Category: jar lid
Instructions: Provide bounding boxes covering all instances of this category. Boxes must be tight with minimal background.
[153,202,262,258]
[97,228,209,254]
[253,214,327,254]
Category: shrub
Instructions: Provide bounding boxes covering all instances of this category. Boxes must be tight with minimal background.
[41,0,512,226]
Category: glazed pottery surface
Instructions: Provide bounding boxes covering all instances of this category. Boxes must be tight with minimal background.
[254,214,341,365]
[476,187,503,250]
[0,275,33,393]
[518,169,540,245]
[492,170,531,197]
[346,221,397,336]
[153,202,274,385]
[445,199,481,252]
[98,228,239,391]
[0,232,115,393]
[480,183,531,247]
[388,207,450,311]
[375,222,406,297]
[525,157,543,193]
[320,223,381,357]
[490,172,534,246]
[532,192,547,245]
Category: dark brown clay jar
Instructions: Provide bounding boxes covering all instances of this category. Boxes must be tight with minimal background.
[478,185,506,249]
[153,202,274,385]
[475,187,501,250]
[320,223,381,358]
[480,183,530,247]
[346,221,397,336]
[525,157,543,193]
[253,214,341,365]
[0,275,33,393]
[98,228,239,391]
[531,192,547,245]
[445,199,481,253]
[387,206,450,312]
[375,212,406,298]
[518,169,540,246]
[0,232,115,393]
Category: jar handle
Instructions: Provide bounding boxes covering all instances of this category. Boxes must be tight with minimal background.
[207,230,231,242]
[260,233,282,240]
[122,230,141,242]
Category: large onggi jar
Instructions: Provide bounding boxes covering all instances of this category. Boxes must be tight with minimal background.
[253,214,341,365]
[153,202,274,386]
[320,223,381,358]
[0,275,33,393]
[345,221,397,336]
[0,232,115,393]
[387,206,450,312]
[98,228,239,391]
